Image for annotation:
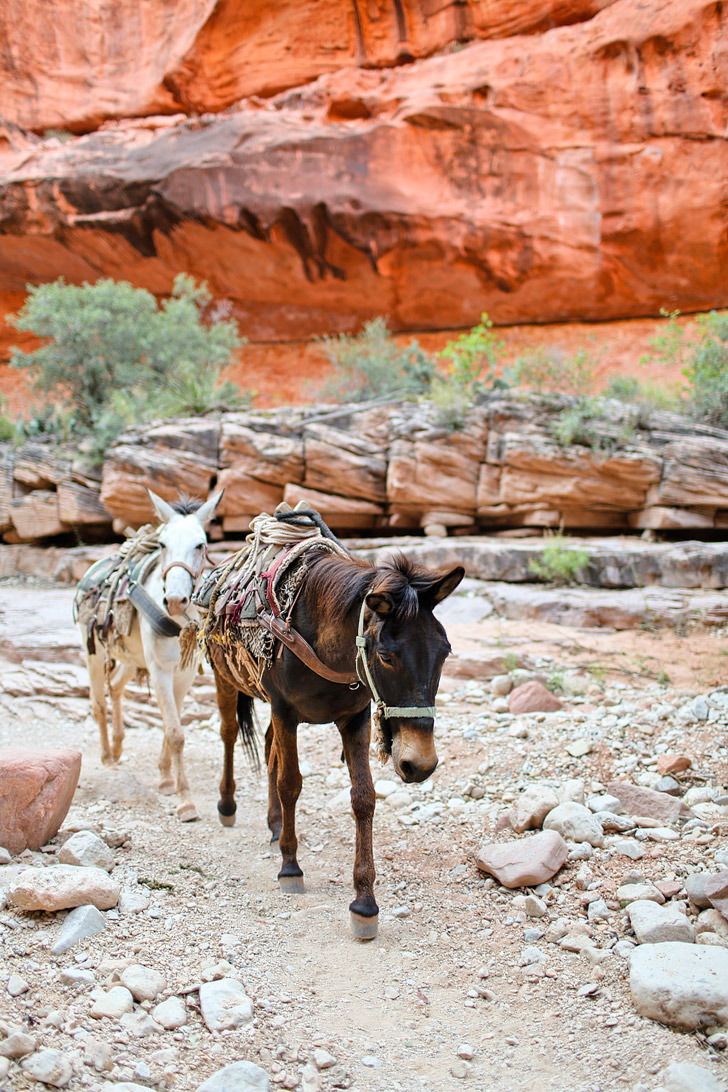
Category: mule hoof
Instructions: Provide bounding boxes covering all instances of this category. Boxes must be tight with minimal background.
[279,875,305,894]
[219,812,236,828]
[177,804,199,822]
[350,911,379,941]
[159,780,175,796]
[101,755,116,768]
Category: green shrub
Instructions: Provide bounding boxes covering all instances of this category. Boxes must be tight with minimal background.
[684,311,728,427]
[528,535,589,585]
[317,317,436,403]
[509,347,598,397]
[7,275,246,454]
[605,374,682,413]
[430,314,506,428]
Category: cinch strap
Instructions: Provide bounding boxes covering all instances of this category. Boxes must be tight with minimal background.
[355,600,436,720]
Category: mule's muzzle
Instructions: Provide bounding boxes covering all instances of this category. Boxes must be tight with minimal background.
[391,723,438,784]
[164,594,190,618]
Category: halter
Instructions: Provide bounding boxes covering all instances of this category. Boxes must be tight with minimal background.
[354,599,437,721]
[161,546,211,589]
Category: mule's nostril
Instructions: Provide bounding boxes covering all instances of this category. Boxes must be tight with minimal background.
[400,759,413,781]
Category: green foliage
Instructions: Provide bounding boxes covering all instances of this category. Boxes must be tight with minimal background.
[642,309,688,370]
[550,395,637,454]
[508,347,598,397]
[528,535,589,586]
[7,275,245,455]
[605,374,682,413]
[683,310,728,427]
[430,314,506,429]
[318,317,436,403]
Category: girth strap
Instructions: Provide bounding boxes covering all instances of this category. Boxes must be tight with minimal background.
[127,578,182,639]
[355,600,436,720]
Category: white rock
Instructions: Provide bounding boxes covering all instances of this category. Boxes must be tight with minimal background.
[58,831,114,872]
[9,865,119,911]
[645,827,680,842]
[630,943,728,1028]
[510,785,559,834]
[60,967,95,989]
[491,675,512,696]
[21,1049,73,1088]
[118,886,150,915]
[609,838,645,860]
[587,898,610,923]
[7,973,29,997]
[0,1059,9,1081]
[152,996,187,1030]
[385,791,412,810]
[199,978,253,1032]
[374,780,398,799]
[120,964,166,1002]
[659,1062,726,1092]
[0,1032,37,1058]
[617,883,665,906]
[543,802,603,846]
[456,1044,474,1060]
[557,779,586,805]
[587,794,624,814]
[715,847,728,868]
[628,901,695,944]
[52,904,106,955]
[90,986,134,1020]
[313,1049,336,1070]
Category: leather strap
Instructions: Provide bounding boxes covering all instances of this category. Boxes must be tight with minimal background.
[354,599,436,720]
[258,613,359,687]
[128,580,182,638]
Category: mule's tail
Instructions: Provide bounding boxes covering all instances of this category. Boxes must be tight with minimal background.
[237,692,261,772]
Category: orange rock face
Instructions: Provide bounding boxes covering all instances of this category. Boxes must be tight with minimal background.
[0,0,725,343]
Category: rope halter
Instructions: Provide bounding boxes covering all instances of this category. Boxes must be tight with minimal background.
[354,598,436,721]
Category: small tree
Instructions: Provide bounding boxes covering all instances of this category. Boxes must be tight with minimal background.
[8,275,245,443]
[317,317,436,403]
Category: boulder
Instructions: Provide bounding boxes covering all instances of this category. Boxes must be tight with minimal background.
[627,900,695,945]
[196,1060,270,1092]
[658,1062,726,1092]
[476,829,568,888]
[58,830,114,872]
[705,871,728,920]
[630,943,728,1028]
[510,784,559,834]
[199,978,254,1032]
[607,781,692,824]
[509,681,562,715]
[0,748,81,855]
[543,802,603,846]
[8,864,120,911]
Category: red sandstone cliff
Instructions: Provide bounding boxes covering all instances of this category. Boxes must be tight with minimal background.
[0,0,726,343]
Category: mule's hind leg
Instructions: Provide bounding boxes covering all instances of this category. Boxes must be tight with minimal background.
[214,670,240,827]
[265,722,282,843]
[86,652,114,766]
[271,703,304,893]
[338,707,378,940]
[147,660,198,822]
[109,664,135,763]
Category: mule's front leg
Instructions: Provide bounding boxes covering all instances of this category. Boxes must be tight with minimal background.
[339,707,378,940]
[86,652,114,766]
[271,705,304,893]
[148,660,198,822]
[109,664,135,763]
[265,722,282,842]
[214,669,239,828]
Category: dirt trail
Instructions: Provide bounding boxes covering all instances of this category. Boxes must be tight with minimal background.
[0,580,727,1092]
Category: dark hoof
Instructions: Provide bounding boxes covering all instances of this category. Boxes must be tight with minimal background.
[350,911,379,940]
[279,874,305,894]
[217,801,236,829]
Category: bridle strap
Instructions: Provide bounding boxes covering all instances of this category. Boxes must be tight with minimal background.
[161,546,211,587]
[355,600,436,720]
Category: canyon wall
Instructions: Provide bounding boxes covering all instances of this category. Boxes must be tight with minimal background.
[0,0,726,345]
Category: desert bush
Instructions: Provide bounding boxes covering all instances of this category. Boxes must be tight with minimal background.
[550,396,637,454]
[528,535,589,585]
[317,317,436,403]
[7,275,245,453]
[509,346,598,397]
[643,308,728,427]
[430,314,506,428]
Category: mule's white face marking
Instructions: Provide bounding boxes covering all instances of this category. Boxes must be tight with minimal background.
[159,513,208,617]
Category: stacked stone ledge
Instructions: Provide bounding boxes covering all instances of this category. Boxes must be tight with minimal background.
[5,393,728,547]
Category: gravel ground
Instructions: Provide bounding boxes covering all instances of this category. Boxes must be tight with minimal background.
[0,581,727,1092]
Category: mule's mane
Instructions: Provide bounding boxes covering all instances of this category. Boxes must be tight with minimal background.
[306,550,433,622]
[171,496,202,516]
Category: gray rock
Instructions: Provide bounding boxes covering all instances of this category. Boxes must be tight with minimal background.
[120,964,166,1003]
[195,1060,270,1092]
[587,898,610,923]
[58,831,114,872]
[659,1061,726,1092]
[60,967,95,989]
[117,886,150,915]
[595,811,634,833]
[613,939,636,960]
[587,794,624,815]
[628,900,695,944]
[691,696,710,721]
[557,779,586,806]
[152,996,187,1030]
[21,1048,73,1088]
[520,946,547,966]
[716,847,728,869]
[686,873,714,909]
[199,978,253,1032]
[655,776,682,796]
[52,904,106,955]
[0,847,11,865]
[630,943,728,1028]
[609,837,645,860]
[7,973,29,996]
[490,675,512,696]
[543,802,604,846]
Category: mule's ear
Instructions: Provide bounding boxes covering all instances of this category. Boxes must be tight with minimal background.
[147,488,176,524]
[195,489,224,528]
[366,590,395,617]
[421,566,465,607]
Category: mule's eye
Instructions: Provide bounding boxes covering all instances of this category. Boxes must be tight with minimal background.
[378,651,394,666]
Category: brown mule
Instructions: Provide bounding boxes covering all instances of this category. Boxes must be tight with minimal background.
[206,549,463,940]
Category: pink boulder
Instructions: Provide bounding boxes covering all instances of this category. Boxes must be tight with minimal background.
[0,749,82,856]
[476,829,568,889]
[509,681,563,715]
